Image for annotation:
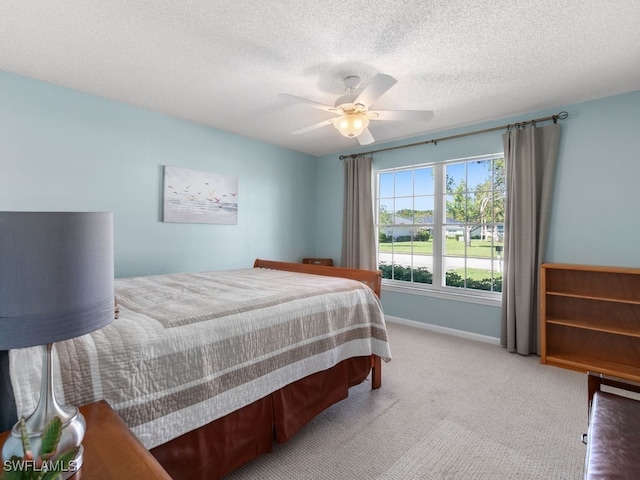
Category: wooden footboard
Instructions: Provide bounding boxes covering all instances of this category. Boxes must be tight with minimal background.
[253,259,384,389]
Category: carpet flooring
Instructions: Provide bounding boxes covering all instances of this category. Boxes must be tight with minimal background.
[226,321,587,479]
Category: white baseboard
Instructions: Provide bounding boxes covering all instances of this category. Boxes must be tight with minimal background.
[385,315,501,345]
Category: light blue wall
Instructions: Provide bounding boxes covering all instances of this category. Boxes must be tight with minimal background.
[0,71,318,278]
[546,92,640,266]
[316,89,640,339]
[3,68,638,338]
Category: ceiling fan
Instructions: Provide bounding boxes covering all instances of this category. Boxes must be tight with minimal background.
[279,73,433,145]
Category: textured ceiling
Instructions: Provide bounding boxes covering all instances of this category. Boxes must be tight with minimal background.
[1,1,639,157]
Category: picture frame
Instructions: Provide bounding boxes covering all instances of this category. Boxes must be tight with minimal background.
[163,166,238,224]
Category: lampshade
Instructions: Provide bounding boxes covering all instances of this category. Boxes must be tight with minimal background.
[0,212,114,350]
[1,212,114,477]
[333,113,370,138]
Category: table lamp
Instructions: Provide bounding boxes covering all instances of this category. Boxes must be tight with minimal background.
[0,212,114,478]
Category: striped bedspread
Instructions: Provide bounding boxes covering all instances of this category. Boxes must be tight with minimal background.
[9,268,391,449]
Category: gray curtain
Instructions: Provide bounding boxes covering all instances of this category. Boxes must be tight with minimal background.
[341,155,376,270]
[501,123,561,355]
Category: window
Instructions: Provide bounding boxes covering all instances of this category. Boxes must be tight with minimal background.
[376,154,505,297]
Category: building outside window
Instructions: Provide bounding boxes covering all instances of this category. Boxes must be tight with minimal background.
[376,153,505,298]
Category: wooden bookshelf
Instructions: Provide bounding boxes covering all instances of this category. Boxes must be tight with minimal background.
[540,263,640,382]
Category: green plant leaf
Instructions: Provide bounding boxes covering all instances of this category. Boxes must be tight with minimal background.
[39,417,62,460]
[35,445,79,480]
[19,417,31,456]
[36,470,62,480]
[37,467,63,480]
[40,473,63,480]
[1,456,25,480]
[39,445,81,479]
[56,445,80,466]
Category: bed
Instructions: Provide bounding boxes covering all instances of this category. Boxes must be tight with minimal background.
[4,259,391,479]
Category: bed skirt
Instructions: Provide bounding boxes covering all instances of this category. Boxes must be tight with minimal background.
[150,355,372,479]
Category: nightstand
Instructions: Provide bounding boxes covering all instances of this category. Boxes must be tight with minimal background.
[1,400,171,480]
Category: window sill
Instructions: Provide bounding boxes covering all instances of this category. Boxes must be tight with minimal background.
[382,281,502,307]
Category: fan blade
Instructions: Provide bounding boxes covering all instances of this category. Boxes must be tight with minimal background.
[357,128,375,145]
[291,118,335,134]
[354,73,397,107]
[278,93,338,113]
[371,110,434,122]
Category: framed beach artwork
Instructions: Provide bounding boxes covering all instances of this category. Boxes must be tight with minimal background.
[163,166,238,224]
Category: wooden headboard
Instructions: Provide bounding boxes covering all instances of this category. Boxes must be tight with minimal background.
[253,259,382,299]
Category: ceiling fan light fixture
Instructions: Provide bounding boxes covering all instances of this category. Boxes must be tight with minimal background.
[333,113,369,138]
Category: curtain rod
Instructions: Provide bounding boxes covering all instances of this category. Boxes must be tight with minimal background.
[338,111,568,160]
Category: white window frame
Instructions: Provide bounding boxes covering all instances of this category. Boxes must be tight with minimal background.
[375,153,504,306]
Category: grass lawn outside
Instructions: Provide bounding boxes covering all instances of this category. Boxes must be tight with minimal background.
[378,238,503,258]
[457,268,502,281]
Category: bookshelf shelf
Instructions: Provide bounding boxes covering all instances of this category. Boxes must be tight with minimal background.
[540,263,640,383]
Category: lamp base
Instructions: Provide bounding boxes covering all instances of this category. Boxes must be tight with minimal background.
[1,344,85,477]
[1,412,85,477]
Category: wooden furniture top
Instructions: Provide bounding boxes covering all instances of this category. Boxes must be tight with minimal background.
[541,263,640,274]
[1,401,171,480]
[254,258,382,299]
[302,257,334,266]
